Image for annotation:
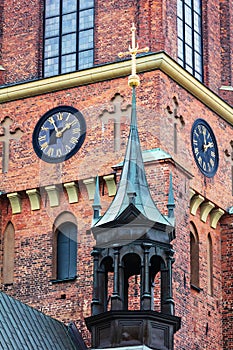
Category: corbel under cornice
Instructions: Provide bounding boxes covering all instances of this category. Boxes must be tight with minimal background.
[0,52,232,125]
[189,188,225,228]
[83,178,96,200]
[64,182,79,203]
[103,174,116,197]
[45,185,60,207]
[26,189,41,210]
[7,192,22,214]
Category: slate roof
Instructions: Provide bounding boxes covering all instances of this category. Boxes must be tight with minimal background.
[0,291,85,350]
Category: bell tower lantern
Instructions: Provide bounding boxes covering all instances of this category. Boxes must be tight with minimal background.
[85,24,181,350]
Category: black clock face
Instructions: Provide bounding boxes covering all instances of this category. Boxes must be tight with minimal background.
[191,119,219,177]
[33,106,86,163]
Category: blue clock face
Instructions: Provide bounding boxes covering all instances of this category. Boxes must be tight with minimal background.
[191,119,219,177]
[33,106,86,163]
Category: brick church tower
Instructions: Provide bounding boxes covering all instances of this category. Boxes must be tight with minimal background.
[0,1,233,349]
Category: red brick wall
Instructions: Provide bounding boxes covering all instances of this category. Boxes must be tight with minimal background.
[1,0,43,84]
[0,0,233,349]
[220,215,233,350]
[219,0,233,87]
[0,0,231,106]
[0,70,232,348]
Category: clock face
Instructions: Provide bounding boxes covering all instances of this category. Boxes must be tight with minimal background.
[33,106,86,163]
[191,119,219,178]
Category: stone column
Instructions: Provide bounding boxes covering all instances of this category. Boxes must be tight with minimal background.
[161,249,175,315]
[91,249,102,315]
[111,247,122,310]
[141,242,152,310]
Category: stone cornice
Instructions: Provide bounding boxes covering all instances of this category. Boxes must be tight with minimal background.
[0,52,232,124]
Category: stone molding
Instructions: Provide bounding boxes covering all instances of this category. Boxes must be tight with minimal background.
[4,175,117,212]
[0,52,232,126]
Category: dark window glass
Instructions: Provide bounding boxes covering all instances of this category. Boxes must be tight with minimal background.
[177,0,203,81]
[207,233,213,296]
[190,231,200,288]
[57,222,77,280]
[43,0,94,77]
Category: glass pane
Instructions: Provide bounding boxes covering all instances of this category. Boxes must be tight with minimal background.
[185,44,193,66]
[79,8,94,30]
[80,0,94,10]
[185,4,192,24]
[178,38,184,59]
[62,12,77,34]
[185,24,192,44]
[194,0,201,14]
[45,0,60,17]
[44,58,59,77]
[194,12,201,32]
[62,33,76,54]
[79,49,93,69]
[178,57,184,67]
[194,52,202,73]
[185,64,193,74]
[195,72,202,81]
[194,32,201,51]
[62,0,77,14]
[185,0,192,6]
[44,37,59,58]
[177,18,183,38]
[177,0,183,18]
[45,17,59,38]
[79,29,93,50]
[62,54,76,73]
[68,228,77,278]
[57,224,77,280]
[57,232,69,279]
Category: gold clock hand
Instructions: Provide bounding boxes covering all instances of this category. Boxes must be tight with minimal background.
[203,142,214,151]
[56,123,72,138]
[49,117,59,133]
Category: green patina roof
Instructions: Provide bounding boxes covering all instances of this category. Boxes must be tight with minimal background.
[112,147,172,168]
[0,291,83,350]
[93,86,174,230]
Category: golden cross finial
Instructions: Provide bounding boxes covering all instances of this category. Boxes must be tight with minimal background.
[118,23,149,87]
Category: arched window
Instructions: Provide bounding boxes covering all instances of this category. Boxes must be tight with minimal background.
[207,233,213,296]
[190,222,200,289]
[56,222,77,280]
[53,212,78,281]
[3,222,15,285]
